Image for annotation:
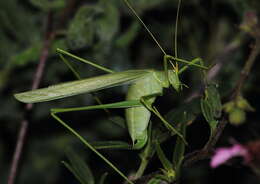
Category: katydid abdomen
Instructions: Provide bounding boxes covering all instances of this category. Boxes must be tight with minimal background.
[126,70,169,149]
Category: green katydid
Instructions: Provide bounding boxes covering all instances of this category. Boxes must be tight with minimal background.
[14,0,207,182]
[14,0,207,149]
[14,50,205,147]
[14,51,202,184]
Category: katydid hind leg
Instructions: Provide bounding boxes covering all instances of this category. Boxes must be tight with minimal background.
[51,99,142,114]
[50,112,134,184]
[59,53,81,80]
[57,48,114,74]
[51,99,144,149]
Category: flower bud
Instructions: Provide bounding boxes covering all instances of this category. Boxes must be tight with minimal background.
[228,108,246,125]
[236,96,255,112]
[223,101,235,113]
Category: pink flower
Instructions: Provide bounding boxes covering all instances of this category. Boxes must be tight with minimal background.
[210,144,250,168]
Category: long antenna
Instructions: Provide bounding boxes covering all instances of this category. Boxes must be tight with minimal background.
[124,0,167,56]
[174,0,182,58]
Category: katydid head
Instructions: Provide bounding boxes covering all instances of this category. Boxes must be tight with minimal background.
[168,69,181,92]
[167,58,190,92]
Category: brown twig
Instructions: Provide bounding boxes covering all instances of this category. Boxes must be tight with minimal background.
[231,38,260,99]
[8,0,79,182]
[8,1,79,183]
[7,12,54,184]
[7,119,29,184]
[230,11,260,99]
[182,118,227,167]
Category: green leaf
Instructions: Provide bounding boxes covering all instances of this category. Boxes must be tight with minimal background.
[206,84,222,118]
[165,98,200,126]
[10,39,67,68]
[126,0,169,12]
[96,0,119,42]
[66,5,100,49]
[29,0,65,11]
[92,141,132,150]
[98,172,108,184]
[115,21,140,48]
[200,84,222,132]
[172,119,186,176]
[62,161,87,184]
[155,142,173,175]
[11,43,42,66]
[50,39,68,54]
[63,148,94,184]
[147,176,168,184]
[108,115,126,129]
[200,99,214,123]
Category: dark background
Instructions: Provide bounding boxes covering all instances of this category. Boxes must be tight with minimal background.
[1,0,260,183]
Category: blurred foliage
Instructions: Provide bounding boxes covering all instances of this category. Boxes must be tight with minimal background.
[1,0,260,183]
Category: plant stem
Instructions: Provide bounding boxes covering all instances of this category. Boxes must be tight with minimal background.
[7,12,54,184]
[182,118,227,167]
[232,38,260,99]
[135,158,149,180]
[7,119,28,184]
